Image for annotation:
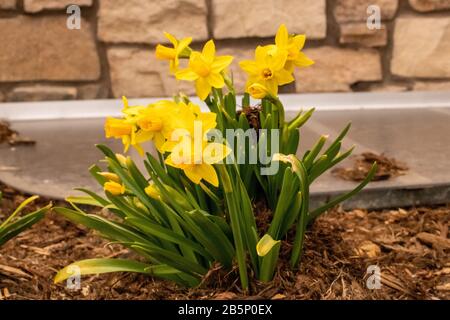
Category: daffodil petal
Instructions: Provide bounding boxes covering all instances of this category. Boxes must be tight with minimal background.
[294,52,314,67]
[197,112,217,132]
[239,60,259,76]
[207,72,225,88]
[203,142,231,164]
[202,40,216,64]
[275,24,289,48]
[153,132,166,152]
[196,163,219,187]
[176,68,199,81]
[164,153,178,168]
[211,55,233,73]
[292,34,306,51]
[255,45,271,61]
[184,166,203,185]
[269,50,288,71]
[195,77,212,100]
[164,32,178,46]
[275,68,295,86]
[177,37,192,53]
[264,80,279,96]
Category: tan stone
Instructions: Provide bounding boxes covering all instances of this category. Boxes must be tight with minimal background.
[107,47,196,98]
[98,0,208,44]
[78,83,109,100]
[340,23,388,47]
[368,83,410,92]
[0,16,100,82]
[334,0,398,23]
[409,0,450,12]
[24,0,93,13]
[213,0,326,39]
[8,85,77,102]
[0,0,16,9]
[413,81,450,91]
[391,16,450,78]
[295,47,382,92]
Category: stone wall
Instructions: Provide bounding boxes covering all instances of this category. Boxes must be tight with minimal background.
[0,0,449,102]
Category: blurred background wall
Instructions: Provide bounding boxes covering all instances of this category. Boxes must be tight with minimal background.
[0,0,449,102]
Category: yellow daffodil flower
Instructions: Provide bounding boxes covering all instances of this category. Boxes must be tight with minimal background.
[247,82,271,99]
[104,181,126,196]
[239,45,293,96]
[132,100,179,153]
[161,101,217,153]
[165,137,231,187]
[155,32,192,74]
[104,117,133,152]
[145,183,161,200]
[117,99,179,155]
[176,40,233,100]
[98,172,121,183]
[106,96,219,156]
[104,117,132,139]
[115,153,128,166]
[268,24,314,73]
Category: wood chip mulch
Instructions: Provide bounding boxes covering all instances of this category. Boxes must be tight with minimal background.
[332,152,408,182]
[0,183,448,300]
[0,120,35,146]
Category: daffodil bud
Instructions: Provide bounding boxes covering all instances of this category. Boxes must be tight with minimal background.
[248,83,270,99]
[115,154,128,167]
[104,181,126,196]
[98,172,121,183]
[145,183,161,200]
[133,197,148,211]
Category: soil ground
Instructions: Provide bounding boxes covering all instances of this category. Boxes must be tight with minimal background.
[0,183,448,300]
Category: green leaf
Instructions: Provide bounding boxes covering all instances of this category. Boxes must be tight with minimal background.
[132,243,207,276]
[308,162,378,222]
[54,258,152,283]
[0,204,51,247]
[66,196,105,207]
[288,108,315,130]
[303,135,328,170]
[125,216,212,260]
[0,195,39,229]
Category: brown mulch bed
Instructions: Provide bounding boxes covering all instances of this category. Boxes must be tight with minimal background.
[332,152,409,181]
[0,183,448,300]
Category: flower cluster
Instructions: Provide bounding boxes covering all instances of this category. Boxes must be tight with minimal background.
[104,97,230,189]
[240,24,314,97]
[155,24,313,100]
[55,23,376,292]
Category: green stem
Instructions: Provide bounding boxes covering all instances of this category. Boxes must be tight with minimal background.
[217,165,249,291]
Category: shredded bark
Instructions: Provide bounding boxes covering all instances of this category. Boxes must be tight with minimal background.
[332,152,408,181]
[0,120,35,146]
[237,106,262,131]
[0,182,448,300]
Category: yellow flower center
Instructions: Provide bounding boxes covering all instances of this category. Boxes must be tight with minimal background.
[138,117,163,132]
[190,57,211,77]
[105,118,133,138]
[155,45,177,60]
[262,68,273,80]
